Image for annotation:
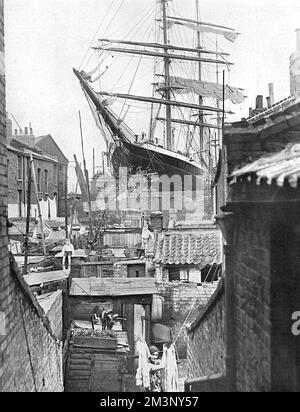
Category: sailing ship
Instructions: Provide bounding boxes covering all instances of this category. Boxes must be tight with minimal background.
[74,0,246,215]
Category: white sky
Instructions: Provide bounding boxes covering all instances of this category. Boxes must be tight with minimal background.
[4,0,300,188]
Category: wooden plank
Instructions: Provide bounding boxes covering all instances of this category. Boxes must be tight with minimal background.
[73,336,118,349]
[68,365,91,371]
[93,364,121,371]
[70,353,92,358]
[68,370,91,377]
[69,361,92,367]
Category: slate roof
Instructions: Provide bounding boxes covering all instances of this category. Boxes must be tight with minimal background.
[229,143,300,189]
[154,229,222,266]
[35,134,69,164]
[69,277,158,297]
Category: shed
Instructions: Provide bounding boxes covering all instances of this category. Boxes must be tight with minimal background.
[69,277,159,355]
[24,270,70,337]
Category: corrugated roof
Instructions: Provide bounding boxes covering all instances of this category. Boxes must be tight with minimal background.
[230,143,300,188]
[154,230,222,266]
[24,270,69,287]
[69,277,158,297]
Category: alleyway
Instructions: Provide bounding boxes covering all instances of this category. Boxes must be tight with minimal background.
[178,360,188,392]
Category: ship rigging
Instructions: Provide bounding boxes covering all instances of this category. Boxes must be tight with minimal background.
[74,0,246,180]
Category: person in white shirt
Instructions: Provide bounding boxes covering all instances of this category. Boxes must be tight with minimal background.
[62,238,75,270]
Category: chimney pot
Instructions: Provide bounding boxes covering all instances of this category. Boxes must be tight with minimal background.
[25,127,28,135]
[256,95,263,110]
[14,129,18,135]
[268,83,274,106]
[266,97,271,109]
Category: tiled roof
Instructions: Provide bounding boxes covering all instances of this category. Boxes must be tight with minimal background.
[154,229,222,266]
[69,277,158,297]
[230,143,300,188]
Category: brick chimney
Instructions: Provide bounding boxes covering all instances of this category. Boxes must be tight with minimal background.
[290,28,300,98]
[6,115,12,138]
[256,95,263,110]
[249,95,267,117]
[268,83,274,106]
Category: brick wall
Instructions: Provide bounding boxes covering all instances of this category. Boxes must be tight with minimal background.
[0,257,64,392]
[232,207,272,392]
[157,281,219,358]
[0,0,8,347]
[37,291,63,341]
[7,148,59,219]
[186,278,225,380]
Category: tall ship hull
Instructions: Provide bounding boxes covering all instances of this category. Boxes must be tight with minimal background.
[73,0,245,218]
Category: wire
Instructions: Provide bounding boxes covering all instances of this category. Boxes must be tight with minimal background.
[119,11,155,120]
[173,254,220,345]
[79,1,116,70]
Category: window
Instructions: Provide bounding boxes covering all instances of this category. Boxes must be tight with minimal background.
[180,268,189,282]
[201,264,222,283]
[44,170,48,193]
[18,190,22,217]
[170,182,175,209]
[53,164,57,182]
[37,168,41,192]
[17,156,22,180]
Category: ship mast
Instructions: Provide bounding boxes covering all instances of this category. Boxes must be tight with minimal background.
[196,0,204,154]
[161,0,172,151]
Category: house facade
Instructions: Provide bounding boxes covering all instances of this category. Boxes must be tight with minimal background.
[7,124,68,220]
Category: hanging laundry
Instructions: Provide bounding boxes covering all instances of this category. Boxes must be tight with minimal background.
[162,343,179,392]
[135,340,151,388]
